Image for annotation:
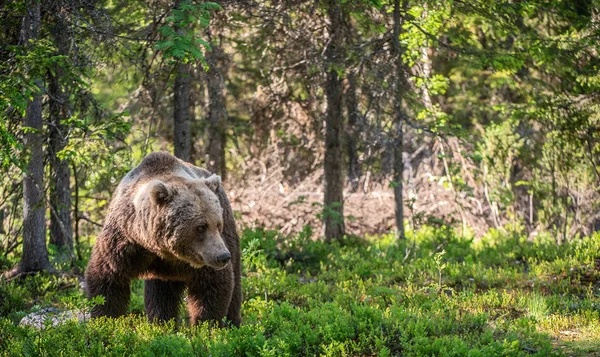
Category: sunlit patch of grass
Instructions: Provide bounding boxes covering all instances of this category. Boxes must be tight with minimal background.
[541,312,600,357]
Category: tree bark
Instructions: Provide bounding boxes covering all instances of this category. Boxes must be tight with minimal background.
[392,0,408,240]
[172,0,191,162]
[174,61,191,162]
[48,9,73,259]
[345,73,361,191]
[16,1,52,274]
[323,0,345,242]
[189,64,199,160]
[206,36,227,179]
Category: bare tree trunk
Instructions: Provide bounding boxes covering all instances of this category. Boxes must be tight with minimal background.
[189,64,199,160]
[48,78,73,255]
[71,162,82,261]
[11,1,53,276]
[48,10,73,260]
[323,0,345,242]
[345,73,361,191]
[206,34,227,179]
[174,61,191,162]
[172,0,191,162]
[392,0,408,240]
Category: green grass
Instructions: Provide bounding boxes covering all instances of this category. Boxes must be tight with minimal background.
[1,226,599,356]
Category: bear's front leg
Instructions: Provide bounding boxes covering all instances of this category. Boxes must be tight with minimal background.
[186,267,235,326]
[85,233,141,318]
[144,279,185,323]
[85,268,131,318]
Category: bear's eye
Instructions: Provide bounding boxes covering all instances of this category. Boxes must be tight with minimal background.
[197,223,207,233]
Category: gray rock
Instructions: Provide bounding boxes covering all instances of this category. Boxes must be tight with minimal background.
[19,308,90,329]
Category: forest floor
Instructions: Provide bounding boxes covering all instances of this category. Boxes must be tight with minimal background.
[228,170,401,237]
[228,168,493,239]
[1,227,600,356]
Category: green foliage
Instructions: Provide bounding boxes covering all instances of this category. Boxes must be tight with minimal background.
[155,1,221,64]
[479,119,523,207]
[58,112,133,192]
[2,227,599,356]
[0,37,86,171]
[0,122,22,171]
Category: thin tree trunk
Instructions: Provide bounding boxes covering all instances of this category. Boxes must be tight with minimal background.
[323,0,345,242]
[206,35,227,179]
[174,60,191,162]
[173,1,191,162]
[71,161,82,261]
[392,0,408,240]
[13,1,52,275]
[345,73,361,191]
[189,64,198,160]
[48,10,73,260]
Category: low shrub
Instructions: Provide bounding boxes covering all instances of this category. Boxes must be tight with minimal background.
[1,227,599,356]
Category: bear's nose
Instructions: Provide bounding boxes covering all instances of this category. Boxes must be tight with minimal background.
[216,252,231,264]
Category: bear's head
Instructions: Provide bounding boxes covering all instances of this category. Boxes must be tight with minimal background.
[133,174,231,270]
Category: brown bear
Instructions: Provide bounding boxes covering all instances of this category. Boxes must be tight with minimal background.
[84,152,241,327]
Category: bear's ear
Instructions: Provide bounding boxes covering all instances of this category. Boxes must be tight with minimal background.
[149,180,174,205]
[201,174,221,193]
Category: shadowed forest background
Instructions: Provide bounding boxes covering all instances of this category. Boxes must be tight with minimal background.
[1,0,600,356]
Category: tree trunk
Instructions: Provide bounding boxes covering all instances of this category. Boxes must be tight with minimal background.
[189,65,199,160]
[392,0,408,240]
[323,0,345,242]
[206,36,227,179]
[48,10,73,260]
[345,73,361,191]
[16,1,52,274]
[174,61,191,162]
[172,0,191,162]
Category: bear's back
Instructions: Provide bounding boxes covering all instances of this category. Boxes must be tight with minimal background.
[108,152,213,214]
[121,152,211,188]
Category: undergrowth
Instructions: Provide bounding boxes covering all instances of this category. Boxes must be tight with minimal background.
[1,226,599,356]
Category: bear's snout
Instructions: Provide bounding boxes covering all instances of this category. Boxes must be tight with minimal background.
[196,231,231,270]
[216,252,231,264]
[209,248,231,269]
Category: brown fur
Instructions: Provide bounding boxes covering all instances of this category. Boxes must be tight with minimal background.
[84,152,242,326]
